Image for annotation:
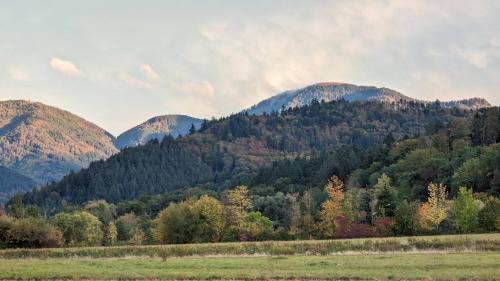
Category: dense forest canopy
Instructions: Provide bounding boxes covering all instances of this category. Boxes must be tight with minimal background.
[18,100,500,214]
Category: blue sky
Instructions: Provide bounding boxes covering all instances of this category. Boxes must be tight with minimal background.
[1,0,499,135]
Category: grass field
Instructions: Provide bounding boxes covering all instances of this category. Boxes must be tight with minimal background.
[0,253,499,280]
[1,233,499,259]
[1,234,499,280]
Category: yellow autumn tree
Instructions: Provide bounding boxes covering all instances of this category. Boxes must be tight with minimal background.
[418,183,448,230]
[319,176,345,238]
[225,185,252,236]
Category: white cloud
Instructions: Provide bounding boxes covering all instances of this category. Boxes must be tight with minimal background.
[119,72,153,89]
[174,80,215,98]
[139,64,160,81]
[8,66,30,81]
[50,57,83,76]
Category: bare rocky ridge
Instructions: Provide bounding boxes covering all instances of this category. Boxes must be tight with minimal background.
[0,100,118,184]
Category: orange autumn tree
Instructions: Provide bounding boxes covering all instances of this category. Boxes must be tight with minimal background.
[418,183,448,231]
[319,175,345,238]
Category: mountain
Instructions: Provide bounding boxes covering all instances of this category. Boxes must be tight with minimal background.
[115,115,203,149]
[245,82,491,115]
[22,99,483,209]
[0,100,118,184]
[0,165,36,203]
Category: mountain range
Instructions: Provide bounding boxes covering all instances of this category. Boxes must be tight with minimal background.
[0,82,492,202]
[246,82,491,115]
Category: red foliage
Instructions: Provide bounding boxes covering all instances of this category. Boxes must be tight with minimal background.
[334,215,379,239]
[373,217,395,236]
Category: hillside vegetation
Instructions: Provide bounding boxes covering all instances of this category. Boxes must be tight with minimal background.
[0,100,117,183]
[23,99,492,208]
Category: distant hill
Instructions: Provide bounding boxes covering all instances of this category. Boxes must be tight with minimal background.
[115,115,203,149]
[0,100,118,184]
[245,82,491,115]
[0,166,36,203]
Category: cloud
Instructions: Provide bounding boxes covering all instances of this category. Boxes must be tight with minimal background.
[8,66,30,81]
[50,57,83,76]
[139,64,160,81]
[119,72,153,89]
[174,80,215,98]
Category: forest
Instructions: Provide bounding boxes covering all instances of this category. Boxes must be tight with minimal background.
[1,99,499,248]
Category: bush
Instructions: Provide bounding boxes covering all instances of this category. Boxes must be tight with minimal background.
[478,197,500,232]
[1,217,63,248]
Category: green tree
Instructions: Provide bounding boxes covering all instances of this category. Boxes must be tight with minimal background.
[52,211,103,246]
[478,197,500,232]
[115,213,145,244]
[240,211,273,241]
[393,200,419,236]
[84,200,116,224]
[153,200,198,244]
[450,187,482,233]
[372,174,398,218]
[192,195,225,242]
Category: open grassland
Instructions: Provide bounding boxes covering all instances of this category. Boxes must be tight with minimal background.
[0,252,499,280]
[1,234,499,280]
[1,233,499,259]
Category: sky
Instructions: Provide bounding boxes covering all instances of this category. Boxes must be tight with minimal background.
[1,0,499,136]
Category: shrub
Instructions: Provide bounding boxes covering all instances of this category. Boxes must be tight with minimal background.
[478,197,500,232]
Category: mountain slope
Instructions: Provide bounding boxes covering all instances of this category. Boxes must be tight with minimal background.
[0,165,36,203]
[115,115,203,149]
[246,82,491,115]
[0,100,118,184]
[22,99,477,209]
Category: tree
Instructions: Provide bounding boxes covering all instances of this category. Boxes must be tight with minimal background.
[450,187,482,233]
[189,123,196,135]
[192,195,225,242]
[478,197,500,232]
[52,211,103,246]
[152,200,198,244]
[372,174,397,218]
[103,222,118,246]
[225,186,252,238]
[294,190,316,239]
[240,211,273,241]
[319,176,345,238]
[418,183,448,231]
[115,213,145,244]
[393,200,419,236]
[84,200,116,224]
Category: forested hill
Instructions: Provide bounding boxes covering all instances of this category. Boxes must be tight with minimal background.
[0,166,36,204]
[22,99,495,210]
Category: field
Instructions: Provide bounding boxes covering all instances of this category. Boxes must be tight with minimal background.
[1,234,499,280]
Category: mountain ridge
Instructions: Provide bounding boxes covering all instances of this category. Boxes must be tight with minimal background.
[0,100,118,184]
[115,114,203,149]
[245,82,491,115]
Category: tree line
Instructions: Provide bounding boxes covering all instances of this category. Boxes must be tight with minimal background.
[1,176,499,249]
